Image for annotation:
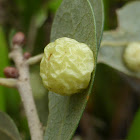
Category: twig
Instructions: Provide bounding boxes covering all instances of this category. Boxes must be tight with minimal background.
[0,78,17,88]
[26,53,43,65]
[10,45,43,140]
[27,41,127,66]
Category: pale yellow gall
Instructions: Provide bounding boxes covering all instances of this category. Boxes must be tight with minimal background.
[124,42,140,72]
[40,37,94,96]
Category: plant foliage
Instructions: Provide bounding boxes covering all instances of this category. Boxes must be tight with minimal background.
[44,0,104,139]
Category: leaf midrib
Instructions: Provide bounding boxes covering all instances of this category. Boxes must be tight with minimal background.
[57,97,69,140]
[56,0,97,139]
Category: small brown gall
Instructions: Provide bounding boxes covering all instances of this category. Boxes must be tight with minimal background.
[4,67,19,78]
[24,52,31,59]
[12,32,26,46]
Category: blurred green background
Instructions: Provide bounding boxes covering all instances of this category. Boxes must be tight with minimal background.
[0,0,139,140]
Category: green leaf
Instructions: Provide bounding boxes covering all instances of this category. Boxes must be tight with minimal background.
[44,0,104,140]
[89,0,104,47]
[50,0,97,53]
[30,65,49,125]
[0,111,21,140]
[98,31,140,78]
[127,108,140,140]
[117,1,140,34]
[98,1,140,78]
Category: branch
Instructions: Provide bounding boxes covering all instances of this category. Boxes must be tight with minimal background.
[26,41,128,66]
[26,53,43,65]
[0,78,17,88]
[10,45,43,140]
[27,41,129,65]
[101,41,128,47]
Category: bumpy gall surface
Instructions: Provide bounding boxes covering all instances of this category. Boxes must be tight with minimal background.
[40,37,94,96]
